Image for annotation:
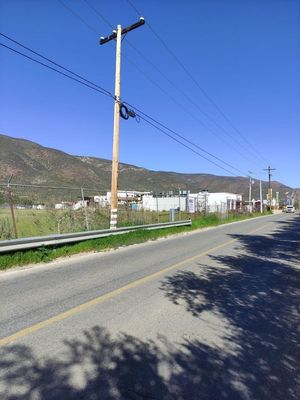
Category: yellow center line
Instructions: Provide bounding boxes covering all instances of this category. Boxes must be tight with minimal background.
[0,221,271,347]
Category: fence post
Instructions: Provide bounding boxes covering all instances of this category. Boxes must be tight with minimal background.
[178,189,181,221]
[81,187,89,231]
[7,178,18,238]
[169,208,175,222]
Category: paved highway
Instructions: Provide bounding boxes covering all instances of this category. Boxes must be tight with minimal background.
[0,213,299,400]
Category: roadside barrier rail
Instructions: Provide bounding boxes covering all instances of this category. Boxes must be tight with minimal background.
[0,220,192,253]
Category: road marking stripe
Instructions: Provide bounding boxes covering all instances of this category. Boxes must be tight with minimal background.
[0,222,271,347]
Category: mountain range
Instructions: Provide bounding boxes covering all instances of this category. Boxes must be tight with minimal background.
[0,133,296,199]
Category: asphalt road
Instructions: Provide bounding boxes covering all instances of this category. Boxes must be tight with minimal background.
[0,213,299,400]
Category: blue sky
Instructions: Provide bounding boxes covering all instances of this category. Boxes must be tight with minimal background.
[0,0,299,188]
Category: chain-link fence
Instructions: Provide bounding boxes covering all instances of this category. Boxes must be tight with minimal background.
[0,183,256,241]
[0,184,184,240]
[0,184,109,240]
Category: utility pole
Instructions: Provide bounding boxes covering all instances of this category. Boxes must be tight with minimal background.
[264,165,276,189]
[264,166,276,209]
[248,172,253,213]
[260,180,263,213]
[100,17,145,229]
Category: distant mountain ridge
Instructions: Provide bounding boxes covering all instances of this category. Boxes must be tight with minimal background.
[0,133,295,198]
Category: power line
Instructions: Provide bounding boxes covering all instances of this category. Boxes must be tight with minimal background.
[0,36,247,177]
[136,113,240,177]
[61,0,263,169]
[81,7,249,176]
[125,0,269,165]
[0,42,113,98]
[58,0,100,35]
[0,183,103,192]
[122,40,258,165]
[123,101,247,176]
[82,0,113,29]
[0,33,113,98]
[81,1,256,165]
[57,0,269,176]
[78,2,256,168]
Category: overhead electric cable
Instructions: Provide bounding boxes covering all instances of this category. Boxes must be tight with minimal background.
[85,0,265,166]
[82,0,113,29]
[123,101,247,176]
[58,0,100,35]
[136,114,240,177]
[122,41,257,164]
[0,37,249,177]
[79,2,256,167]
[57,0,269,173]
[125,0,269,165]
[0,42,113,98]
[0,32,113,98]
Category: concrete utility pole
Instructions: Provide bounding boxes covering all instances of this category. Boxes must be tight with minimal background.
[260,180,263,213]
[248,172,253,212]
[100,17,145,229]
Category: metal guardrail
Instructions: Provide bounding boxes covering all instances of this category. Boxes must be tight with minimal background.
[0,220,192,253]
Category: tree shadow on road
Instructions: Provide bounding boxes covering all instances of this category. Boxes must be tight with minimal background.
[1,216,299,400]
[0,326,172,400]
[160,215,300,399]
[1,324,250,400]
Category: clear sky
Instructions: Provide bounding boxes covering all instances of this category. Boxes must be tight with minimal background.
[0,0,299,188]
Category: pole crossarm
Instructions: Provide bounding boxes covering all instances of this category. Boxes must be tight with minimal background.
[264,166,276,189]
[100,17,145,45]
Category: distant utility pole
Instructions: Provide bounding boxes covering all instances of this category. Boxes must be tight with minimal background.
[100,17,145,229]
[248,171,254,212]
[264,165,276,207]
[264,165,276,189]
[260,180,263,213]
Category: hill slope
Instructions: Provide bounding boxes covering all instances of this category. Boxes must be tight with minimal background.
[0,133,294,198]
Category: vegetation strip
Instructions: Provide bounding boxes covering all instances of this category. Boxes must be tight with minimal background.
[0,213,268,270]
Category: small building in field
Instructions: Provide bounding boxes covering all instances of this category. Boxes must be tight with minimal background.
[141,195,187,212]
[187,191,242,213]
[106,191,151,205]
[32,204,46,210]
[94,195,109,207]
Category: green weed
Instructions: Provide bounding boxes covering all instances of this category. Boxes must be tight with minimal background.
[0,212,268,270]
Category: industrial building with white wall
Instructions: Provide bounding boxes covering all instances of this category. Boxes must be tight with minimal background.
[98,191,242,213]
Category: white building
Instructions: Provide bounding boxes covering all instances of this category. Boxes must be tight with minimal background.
[141,195,187,212]
[106,191,151,205]
[99,190,242,214]
[187,192,242,213]
[32,204,46,210]
[72,200,88,210]
[54,203,70,210]
[94,195,109,207]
